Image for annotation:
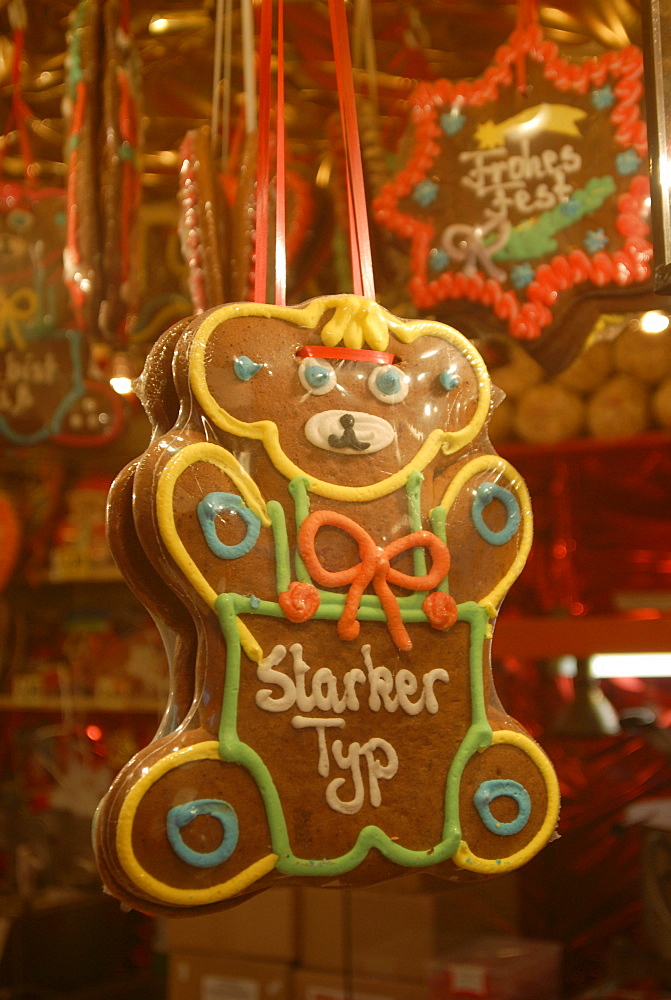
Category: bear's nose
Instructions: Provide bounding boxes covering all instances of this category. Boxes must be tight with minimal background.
[328,413,370,452]
[304,409,395,455]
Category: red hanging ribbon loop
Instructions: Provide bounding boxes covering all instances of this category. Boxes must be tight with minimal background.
[254,0,273,304]
[327,0,375,301]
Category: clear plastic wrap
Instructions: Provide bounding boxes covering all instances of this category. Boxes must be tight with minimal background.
[95,294,559,915]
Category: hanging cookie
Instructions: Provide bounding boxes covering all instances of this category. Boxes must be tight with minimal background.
[374,19,651,372]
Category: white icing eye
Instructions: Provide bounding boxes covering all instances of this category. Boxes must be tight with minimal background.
[368,365,409,404]
[298,357,337,395]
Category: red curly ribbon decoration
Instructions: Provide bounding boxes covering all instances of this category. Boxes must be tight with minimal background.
[297,510,451,652]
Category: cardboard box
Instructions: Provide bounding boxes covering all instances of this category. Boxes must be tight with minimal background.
[293,967,428,1000]
[298,878,519,982]
[168,953,291,1000]
[429,936,561,1000]
[165,887,297,962]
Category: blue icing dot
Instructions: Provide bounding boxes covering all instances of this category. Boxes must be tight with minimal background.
[198,492,261,559]
[439,369,460,391]
[429,248,450,273]
[440,110,466,136]
[560,197,580,218]
[584,227,609,254]
[166,799,239,868]
[510,263,534,289]
[616,150,642,176]
[474,780,531,837]
[304,364,332,389]
[234,355,263,381]
[376,369,401,395]
[471,482,521,546]
[591,85,615,110]
[412,179,439,207]
[249,595,261,609]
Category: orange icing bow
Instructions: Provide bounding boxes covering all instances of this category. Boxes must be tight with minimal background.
[298,510,451,651]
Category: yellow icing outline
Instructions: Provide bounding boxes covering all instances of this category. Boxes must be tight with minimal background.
[189,296,492,501]
[439,455,533,615]
[156,441,267,660]
[115,741,278,906]
[453,729,560,874]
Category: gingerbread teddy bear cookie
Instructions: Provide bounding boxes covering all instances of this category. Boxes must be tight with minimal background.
[94,295,559,915]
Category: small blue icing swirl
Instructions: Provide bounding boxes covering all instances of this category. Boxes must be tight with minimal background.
[166,798,239,868]
[304,364,332,389]
[376,369,402,396]
[471,482,520,546]
[234,356,263,381]
[198,492,261,559]
[439,369,460,391]
[474,779,531,836]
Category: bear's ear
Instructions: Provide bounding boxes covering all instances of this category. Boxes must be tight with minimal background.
[186,305,318,437]
[151,438,273,614]
[436,455,532,611]
[387,316,492,455]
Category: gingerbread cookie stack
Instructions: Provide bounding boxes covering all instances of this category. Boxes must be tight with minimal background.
[94,294,559,915]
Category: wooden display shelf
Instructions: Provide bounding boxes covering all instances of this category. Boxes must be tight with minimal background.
[494,611,671,659]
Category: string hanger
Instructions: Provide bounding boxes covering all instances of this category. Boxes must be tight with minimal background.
[252,0,375,307]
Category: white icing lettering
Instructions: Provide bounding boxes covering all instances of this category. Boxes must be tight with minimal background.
[326,737,399,814]
[423,668,450,713]
[459,138,582,220]
[291,716,345,776]
[254,645,296,711]
[256,643,450,717]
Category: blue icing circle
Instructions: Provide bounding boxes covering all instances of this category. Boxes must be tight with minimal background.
[376,369,401,395]
[198,492,261,559]
[304,364,332,389]
[474,779,531,837]
[439,369,460,391]
[234,355,262,381]
[166,798,239,868]
[471,482,520,546]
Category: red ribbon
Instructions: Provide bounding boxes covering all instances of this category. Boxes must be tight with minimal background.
[254,0,273,304]
[298,510,451,651]
[296,345,395,365]
[328,0,375,301]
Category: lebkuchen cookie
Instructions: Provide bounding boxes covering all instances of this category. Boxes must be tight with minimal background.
[94,295,559,915]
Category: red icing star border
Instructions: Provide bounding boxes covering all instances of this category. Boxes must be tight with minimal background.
[374,24,652,342]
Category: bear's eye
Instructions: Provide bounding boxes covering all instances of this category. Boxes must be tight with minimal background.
[233,356,263,381]
[298,357,336,395]
[439,369,461,391]
[369,365,409,404]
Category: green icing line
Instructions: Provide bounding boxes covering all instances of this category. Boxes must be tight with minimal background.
[268,501,291,594]
[214,593,492,874]
[493,175,617,261]
[288,477,312,583]
[406,471,428,577]
[430,507,450,594]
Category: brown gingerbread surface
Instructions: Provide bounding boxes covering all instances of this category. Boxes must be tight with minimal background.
[94,294,559,915]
